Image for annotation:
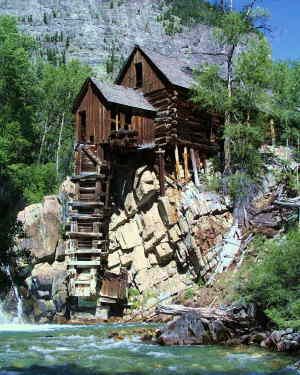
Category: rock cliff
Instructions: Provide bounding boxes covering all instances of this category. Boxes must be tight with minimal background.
[0,0,223,77]
[13,146,298,322]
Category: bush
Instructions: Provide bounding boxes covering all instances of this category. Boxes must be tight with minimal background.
[234,229,300,329]
[8,162,58,204]
[159,0,223,33]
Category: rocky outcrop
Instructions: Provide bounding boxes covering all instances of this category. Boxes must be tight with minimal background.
[0,0,223,77]
[13,164,235,321]
[15,195,68,322]
[261,329,300,352]
[108,167,232,302]
[156,303,263,346]
[156,303,300,353]
[16,195,61,263]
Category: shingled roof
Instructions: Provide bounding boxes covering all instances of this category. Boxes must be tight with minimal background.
[73,77,156,113]
[116,45,227,90]
[140,47,196,89]
[90,78,156,112]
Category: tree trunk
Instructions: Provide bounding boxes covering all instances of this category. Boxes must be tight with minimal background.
[38,119,48,164]
[56,112,65,177]
[224,45,235,174]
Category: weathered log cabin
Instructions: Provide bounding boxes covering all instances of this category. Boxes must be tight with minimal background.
[67,45,222,313]
[116,45,221,180]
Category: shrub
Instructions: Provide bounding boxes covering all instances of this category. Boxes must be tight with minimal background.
[8,162,58,204]
[234,229,300,329]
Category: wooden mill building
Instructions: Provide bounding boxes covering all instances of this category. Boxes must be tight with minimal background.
[67,45,221,313]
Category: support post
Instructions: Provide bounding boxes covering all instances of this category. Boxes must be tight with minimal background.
[174,144,180,180]
[190,148,200,188]
[156,148,166,196]
[183,146,190,181]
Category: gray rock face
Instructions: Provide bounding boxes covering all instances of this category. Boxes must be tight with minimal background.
[0,0,224,76]
[157,312,210,345]
[17,196,61,263]
[261,329,300,352]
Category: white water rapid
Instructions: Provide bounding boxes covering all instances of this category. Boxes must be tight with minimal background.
[0,266,24,325]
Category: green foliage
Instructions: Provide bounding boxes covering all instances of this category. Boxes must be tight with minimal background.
[202,173,221,192]
[271,61,300,146]
[193,35,272,197]
[184,287,197,300]
[234,230,300,329]
[192,64,229,114]
[158,0,223,35]
[36,60,91,179]
[0,15,91,266]
[215,11,251,47]
[8,163,58,204]
[224,123,264,175]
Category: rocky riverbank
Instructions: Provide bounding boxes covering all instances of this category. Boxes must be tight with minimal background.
[154,303,300,355]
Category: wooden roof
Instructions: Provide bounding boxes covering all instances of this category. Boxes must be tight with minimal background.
[116,45,195,89]
[116,45,228,89]
[73,77,156,114]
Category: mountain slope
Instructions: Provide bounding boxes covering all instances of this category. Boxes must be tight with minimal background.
[0,0,223,77]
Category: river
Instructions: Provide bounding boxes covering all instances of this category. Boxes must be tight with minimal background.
[0,322,298,375]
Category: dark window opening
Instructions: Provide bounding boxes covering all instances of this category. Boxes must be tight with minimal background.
[135,62,143,88]
[79,111,86,142]
[125,113,132,130]
[90,135,94,144]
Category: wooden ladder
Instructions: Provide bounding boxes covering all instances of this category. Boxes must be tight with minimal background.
[66,145,111,297]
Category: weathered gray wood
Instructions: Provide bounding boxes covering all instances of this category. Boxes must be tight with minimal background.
[190,148,200,188]
[67,260,102,267]
[71,173,106,182]
[156,304,237,322]
[70,201,104,208]
[67,231,103,239]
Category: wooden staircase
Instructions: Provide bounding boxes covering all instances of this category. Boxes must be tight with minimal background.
[66,144,111,297]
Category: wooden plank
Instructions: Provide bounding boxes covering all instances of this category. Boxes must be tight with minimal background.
[69,201,104,208]
[65,248,107,254]
[190,148,200,188]
[67,231,103,239]
[67,260,102,267]
[70,213,105,221]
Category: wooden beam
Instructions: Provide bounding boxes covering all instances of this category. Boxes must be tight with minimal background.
[69,201,104,208]
[174,144,180,180]
[183,146,190,181]
[156,148,166,196]
[190,148,200,188]
[67,231,103,239]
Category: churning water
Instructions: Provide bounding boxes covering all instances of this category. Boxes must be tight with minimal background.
[0,322,298,375]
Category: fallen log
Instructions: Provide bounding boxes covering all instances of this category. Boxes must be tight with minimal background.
[156,304,241,322]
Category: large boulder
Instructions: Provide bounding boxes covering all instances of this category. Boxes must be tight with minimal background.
[32,299,56,322]
[27,261,66,298]
[155,242,174,265]
[134,166,159,206]
[17,196,61,263]
[157,312,211,345]
[115,219,142,250]
[52,265,69,315]
[142,202,166,242]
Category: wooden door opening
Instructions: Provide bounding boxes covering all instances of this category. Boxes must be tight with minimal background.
[79,111,87,142]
